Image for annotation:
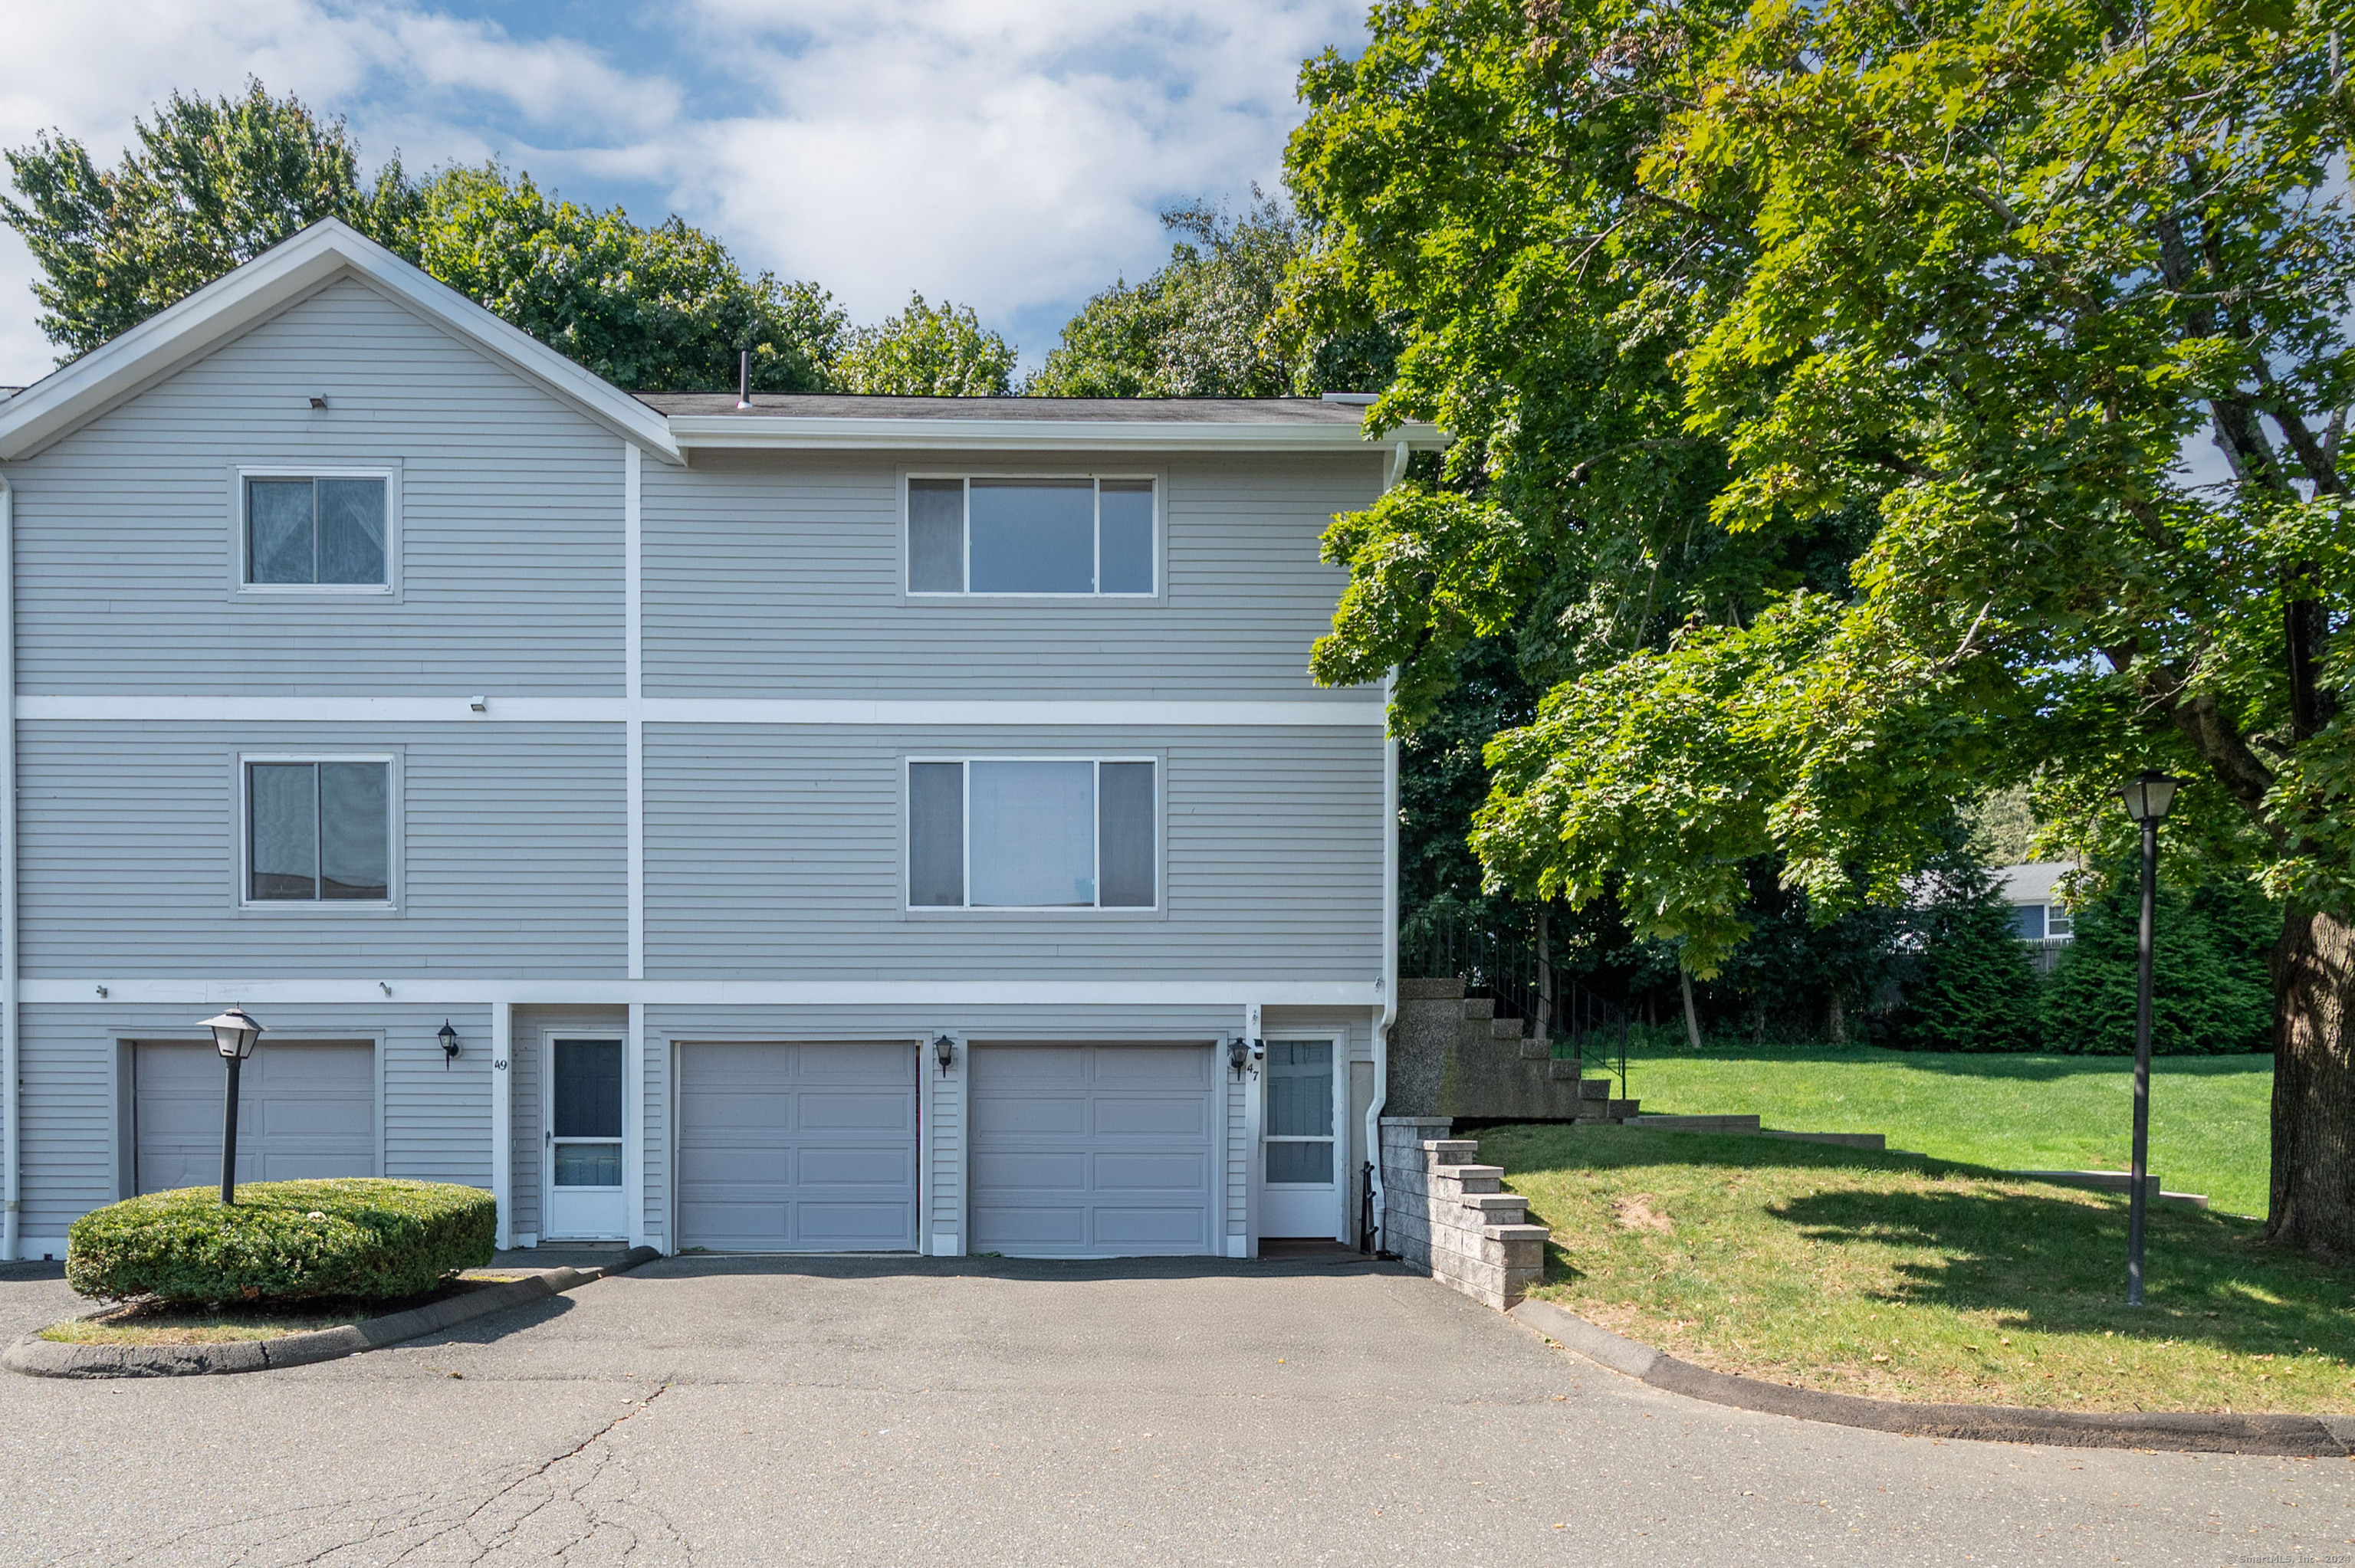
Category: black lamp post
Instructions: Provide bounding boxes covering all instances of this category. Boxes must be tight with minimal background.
[201,1007,265,1205]
[2117,771,2179,1307]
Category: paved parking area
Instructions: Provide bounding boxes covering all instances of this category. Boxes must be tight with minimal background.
[2,1253,2349,1565]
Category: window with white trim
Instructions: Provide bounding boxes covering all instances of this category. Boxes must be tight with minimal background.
[244,474,389,587]
[908,477,1155,595]
[908,759,1156,909]
[247,759,392,902]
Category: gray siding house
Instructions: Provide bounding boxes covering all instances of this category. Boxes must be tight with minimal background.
[0,221,1439,1262]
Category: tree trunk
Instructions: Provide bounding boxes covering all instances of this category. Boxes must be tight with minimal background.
[1680,966,1703,1051]
[2268,905,2355,1256]
[1826,992,1847,1045]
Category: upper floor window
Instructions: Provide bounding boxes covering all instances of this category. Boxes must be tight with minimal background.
[243,473,391,589]
[2012,903,2073,940]
[908,477,1155,595]
[908,757,1156,909]
[246,758,393,904]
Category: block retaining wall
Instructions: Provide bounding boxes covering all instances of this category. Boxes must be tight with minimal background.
[1379,1116,1548,1310]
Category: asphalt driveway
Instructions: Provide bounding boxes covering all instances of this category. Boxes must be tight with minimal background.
[0,1252,2347,1565]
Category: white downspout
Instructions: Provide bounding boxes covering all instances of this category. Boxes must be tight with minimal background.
[2,475,18,1261]
[1368,670,1397,1251]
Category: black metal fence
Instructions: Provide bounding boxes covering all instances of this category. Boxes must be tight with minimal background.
[1402,912,1633,1097]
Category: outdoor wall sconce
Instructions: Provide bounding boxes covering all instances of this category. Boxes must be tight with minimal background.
[438,1019,460,1068]
[934,1033,956,1075]
[1230,1037,1266,1079]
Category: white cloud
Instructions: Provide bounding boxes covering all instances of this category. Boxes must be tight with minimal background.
[0,0,1359,384]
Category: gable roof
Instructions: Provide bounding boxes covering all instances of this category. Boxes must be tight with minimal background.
[0,221,1446,464]
[0,219,682,464]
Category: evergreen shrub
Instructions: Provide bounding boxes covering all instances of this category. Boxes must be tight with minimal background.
[2043,871,2273,1055]
[1882,860,2045,1051]
[67,1178,494,1304]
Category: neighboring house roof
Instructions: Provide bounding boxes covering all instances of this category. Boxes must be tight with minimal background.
[0,218,1447,467]
[1996,862,2074,904]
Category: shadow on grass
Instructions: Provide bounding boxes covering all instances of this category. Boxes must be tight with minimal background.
[1767,1186,2348,1355]
[1480,1123,2345,1358]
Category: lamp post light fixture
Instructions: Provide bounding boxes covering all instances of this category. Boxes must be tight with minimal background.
[200,1007,265,1205]
[2117,770,2180,1307]
[438,1019,460,1068]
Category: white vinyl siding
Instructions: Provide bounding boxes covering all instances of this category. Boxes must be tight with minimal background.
[907,758,1157,910]
[907,477,1156,596]
[10,277,624,695]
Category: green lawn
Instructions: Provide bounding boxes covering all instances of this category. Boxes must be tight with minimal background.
[1486,1123,2352,1414]
[1591,1044,2272,1217]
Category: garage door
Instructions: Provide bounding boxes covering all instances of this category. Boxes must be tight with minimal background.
[970,1043,1217,1258]
[134,1042,376,1193]
[676,1042,918,1251]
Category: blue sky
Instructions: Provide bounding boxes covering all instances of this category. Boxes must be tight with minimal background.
[0,0,1371,385]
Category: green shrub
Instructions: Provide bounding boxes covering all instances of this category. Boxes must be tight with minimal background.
[67,1179,494,1304]
[1883,860,2045,1052]
[2043,869,2274,1055]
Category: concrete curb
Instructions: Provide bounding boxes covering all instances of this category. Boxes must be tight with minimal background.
[2,1245,661,1379]
[1508,1297,2353,1458]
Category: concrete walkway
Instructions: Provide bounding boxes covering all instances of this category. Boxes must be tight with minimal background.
[1,1254,2347,1564]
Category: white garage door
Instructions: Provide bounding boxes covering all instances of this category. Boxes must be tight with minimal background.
[970,1043,1217,1258]
[134,1042,376,1193]
[676,1042,918,1251]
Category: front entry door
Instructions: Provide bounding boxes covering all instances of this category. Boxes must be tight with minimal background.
[1260,1038,1340,1239]
[545,1037,626,1240]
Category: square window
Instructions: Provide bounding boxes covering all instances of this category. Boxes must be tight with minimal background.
[908,759,1157,910]
[243,475,389,587]
[2011,903,2047,941]
[248,759,392,903]
[906,477,1155,595]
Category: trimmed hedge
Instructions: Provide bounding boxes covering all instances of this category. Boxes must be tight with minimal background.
[67,1179,495,1304]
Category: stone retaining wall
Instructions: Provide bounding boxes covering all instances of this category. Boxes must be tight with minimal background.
[1379,1116,1549,1310]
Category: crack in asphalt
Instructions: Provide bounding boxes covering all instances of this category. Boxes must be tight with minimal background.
[31,1384,686,1568]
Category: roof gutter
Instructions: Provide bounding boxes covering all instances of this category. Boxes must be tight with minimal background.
[665,415,1450,455]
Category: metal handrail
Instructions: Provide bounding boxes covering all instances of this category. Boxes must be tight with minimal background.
[1402,911,1632,1098]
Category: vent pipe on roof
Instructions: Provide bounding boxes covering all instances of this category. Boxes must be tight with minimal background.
[737,350,751,410]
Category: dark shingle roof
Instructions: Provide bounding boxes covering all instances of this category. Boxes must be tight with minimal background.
[632,393,1376,425]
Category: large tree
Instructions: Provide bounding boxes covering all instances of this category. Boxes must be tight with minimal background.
[2,80,422,356]
[1289,0,2355,1249]
[834,293,1018,396]
[3,83,842,392]
[1030,192,1397,398]
[409,164,841,393]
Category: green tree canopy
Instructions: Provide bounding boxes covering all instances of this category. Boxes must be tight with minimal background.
[834,293,1017,396]
[1,80,422,356]
[1288,0,2355,1248]
[1030,192,1397,398]
[2,82,842,394]
[409,164,842,393]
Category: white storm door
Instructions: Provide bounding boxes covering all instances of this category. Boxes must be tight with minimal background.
[1260,1038,1342,1239]
[545,1036,627,1240]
